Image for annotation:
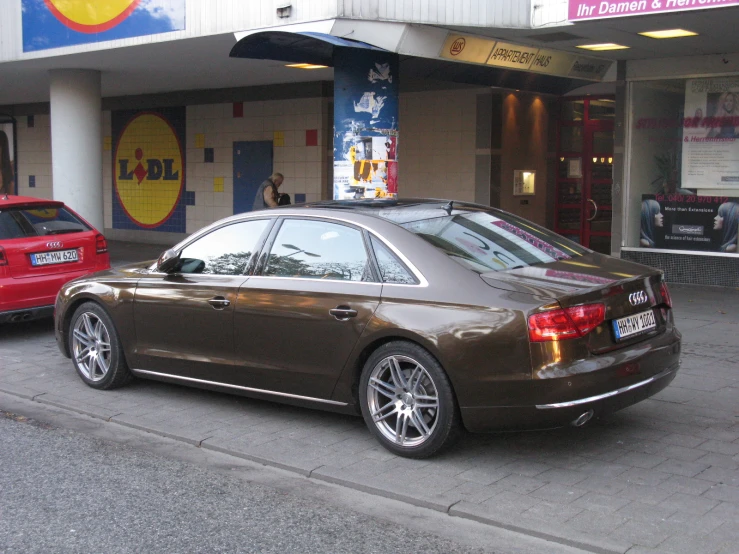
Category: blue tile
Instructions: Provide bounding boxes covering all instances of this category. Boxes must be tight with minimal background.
[27,115,34,128]
[184,191,196,206]
[29,175,35,188]
[294,193,306,204]
[204,148,214,163]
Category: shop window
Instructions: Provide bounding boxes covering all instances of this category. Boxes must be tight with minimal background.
[561,100,584,121]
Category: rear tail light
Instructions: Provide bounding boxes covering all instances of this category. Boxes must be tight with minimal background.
[0,245,7,266]
[659,281,672,308]
[528,303,605,342]
[95,234,108,254]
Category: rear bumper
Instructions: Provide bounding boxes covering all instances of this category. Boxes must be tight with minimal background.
[461,333,681,433]
[0,304,54,324]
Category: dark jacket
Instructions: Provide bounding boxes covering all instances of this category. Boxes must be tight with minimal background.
[252,179,277,211]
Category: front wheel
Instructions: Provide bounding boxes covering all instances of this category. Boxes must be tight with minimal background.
[69,302,132,390]
[359,341,461,458]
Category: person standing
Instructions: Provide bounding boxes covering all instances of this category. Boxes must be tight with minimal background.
[252,172,284,211]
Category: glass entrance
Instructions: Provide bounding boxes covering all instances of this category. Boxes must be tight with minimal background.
[555,98,615,255]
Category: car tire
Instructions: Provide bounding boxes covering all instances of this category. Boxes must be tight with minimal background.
[68,302,132,390]
[359,341,461,458]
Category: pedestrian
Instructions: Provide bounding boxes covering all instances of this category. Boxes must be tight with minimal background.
[252,172,284,210]
[0,130,14,195]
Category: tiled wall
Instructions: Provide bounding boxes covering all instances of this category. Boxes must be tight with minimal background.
[398,89,480,202]
[15,115,52,199]
[183,98,325,233]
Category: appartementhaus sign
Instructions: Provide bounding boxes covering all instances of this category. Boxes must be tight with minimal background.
[569,0,739,21]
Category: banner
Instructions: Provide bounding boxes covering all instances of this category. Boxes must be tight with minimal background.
[22,0,186,52]
[640,194,738,252]
[681,78,739,189]
[333,48,399,201]
[569,0,739,21]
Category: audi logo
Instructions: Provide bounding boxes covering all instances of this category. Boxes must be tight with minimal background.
[629,291,648,306]
[46,241,63,249]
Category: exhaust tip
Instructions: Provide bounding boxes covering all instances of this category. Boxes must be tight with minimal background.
[571,409,594,428]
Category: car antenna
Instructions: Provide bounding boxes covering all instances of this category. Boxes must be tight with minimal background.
[442,200,453,215]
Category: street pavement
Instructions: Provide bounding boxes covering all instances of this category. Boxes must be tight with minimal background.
[0,241,737,554]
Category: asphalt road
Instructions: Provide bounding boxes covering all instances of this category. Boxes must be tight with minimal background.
[0,406,588,554]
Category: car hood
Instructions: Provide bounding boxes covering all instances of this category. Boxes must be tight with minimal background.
[480,253,660,301]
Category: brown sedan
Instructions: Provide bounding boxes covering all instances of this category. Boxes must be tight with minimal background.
[55,200,681,458]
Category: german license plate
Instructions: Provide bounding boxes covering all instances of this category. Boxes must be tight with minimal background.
[613,309,656,341]
[31,249,79,266]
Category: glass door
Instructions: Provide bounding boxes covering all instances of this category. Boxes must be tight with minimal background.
[555,98,615,255]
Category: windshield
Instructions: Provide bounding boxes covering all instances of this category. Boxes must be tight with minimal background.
[401,211,588,273]
[0,205,90,239]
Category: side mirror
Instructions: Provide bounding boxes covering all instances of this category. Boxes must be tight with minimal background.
[156,248,181,273]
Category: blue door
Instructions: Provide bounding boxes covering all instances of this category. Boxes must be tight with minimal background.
[233,141,273,214]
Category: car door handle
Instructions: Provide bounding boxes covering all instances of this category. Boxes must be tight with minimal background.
[208,296,231,309]
[329,306,358,320]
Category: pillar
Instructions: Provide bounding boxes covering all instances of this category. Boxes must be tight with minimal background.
[49,69,103,230]
[333,48,399,200]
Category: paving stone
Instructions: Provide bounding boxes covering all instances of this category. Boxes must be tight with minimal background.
[575,460,630,478]
[454,465,511,486]
[695,452,739,470]
[659,492,720,516]
[493,474,547,495]
[696,466,739,487]
[657,474,714,496]
[617,500,677,523]
[608,520,674,549]
[567,509,629,535]
[614,451,668,469]
[576,475,629,495]
[704,483,739,504]
[699,440,739,457]
[618,484,674,505]
[657,532,732,554]
[528,482,588,504]
[617,467,671,487]
[523,501,583,523]
[479,490,541,514]
[536,468,589,486]
[652,458,712,478]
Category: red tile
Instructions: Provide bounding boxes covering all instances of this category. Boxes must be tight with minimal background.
[233,102,243,118]
[306,129,318,146]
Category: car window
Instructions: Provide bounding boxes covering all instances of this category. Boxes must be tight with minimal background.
[177,219,270,275]
[0,206,90,239]
[401,211,587,273]
[264,219,373,282]
[370,236,417,284]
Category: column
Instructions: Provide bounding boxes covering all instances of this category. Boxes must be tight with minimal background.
[49,69,103,230]
[332,48,399,200]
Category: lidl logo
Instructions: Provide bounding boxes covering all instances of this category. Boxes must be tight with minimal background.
[22,0,186,52]
[44,0,141,33]
[114,113,183,228]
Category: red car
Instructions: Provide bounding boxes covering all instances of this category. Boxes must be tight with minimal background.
[0,194,110,323]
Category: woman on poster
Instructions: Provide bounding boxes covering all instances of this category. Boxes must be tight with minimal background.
[714,201,738,253]
[707,91,739,138]
[640,198,664,248]
[0,130,14,195]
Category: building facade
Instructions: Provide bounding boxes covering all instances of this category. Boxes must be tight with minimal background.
[1,1,738,285]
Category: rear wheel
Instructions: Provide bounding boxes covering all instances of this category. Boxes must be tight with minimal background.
[359,341,461,458]
[69,302,132,390]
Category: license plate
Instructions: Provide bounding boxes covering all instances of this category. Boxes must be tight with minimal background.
[613,309,656,341]
[31,249,79,266]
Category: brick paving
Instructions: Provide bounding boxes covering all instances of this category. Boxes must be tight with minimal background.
[1,242,737,553]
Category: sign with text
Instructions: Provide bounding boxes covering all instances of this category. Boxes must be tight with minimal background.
[569,0,739,21]
[439,34,612,81]
[640,194,738,253]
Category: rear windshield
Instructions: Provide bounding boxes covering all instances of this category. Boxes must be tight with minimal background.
[401,211,588,273]
[0,205,90,239]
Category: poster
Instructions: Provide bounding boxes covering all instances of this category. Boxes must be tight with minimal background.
[640,194,738,253]
[0,121,15,195]
[22,0,186,52]
[682,78,739,189]
[333,48,399,200]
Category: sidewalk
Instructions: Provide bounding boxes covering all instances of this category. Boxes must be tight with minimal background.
[1,243,737,554]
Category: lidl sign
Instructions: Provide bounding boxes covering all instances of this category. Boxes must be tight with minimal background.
[112,109,186,232]
[22,0,186,52]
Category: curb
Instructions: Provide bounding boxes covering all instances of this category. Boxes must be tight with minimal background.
[0,387,631,554]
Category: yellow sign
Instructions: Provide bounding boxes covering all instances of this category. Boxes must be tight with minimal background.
[45,0,141,33]
[114,113,183,227]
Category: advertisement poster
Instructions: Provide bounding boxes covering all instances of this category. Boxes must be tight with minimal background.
[682,77,739,189]
[112,107,186,233]
[333,48,399,200]
[22,0,186,52]
[640,194,738,253]
[0,121,15,195]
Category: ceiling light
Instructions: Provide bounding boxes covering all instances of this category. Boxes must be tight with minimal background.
[639,29,698,39]
[285,63,328,69]
[577,43,630,51]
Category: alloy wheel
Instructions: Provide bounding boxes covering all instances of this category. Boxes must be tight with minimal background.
[366,355,439,447]
[71,311,112,382]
